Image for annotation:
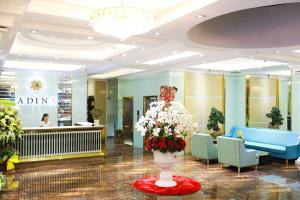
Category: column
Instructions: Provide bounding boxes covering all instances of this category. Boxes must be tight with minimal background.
[225,74,246,134]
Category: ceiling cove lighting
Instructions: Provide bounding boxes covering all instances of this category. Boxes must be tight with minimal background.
[265,70,291,76]
[89,68,145,79]
[3,60,83,72]
[188,58,286,71]
[143,51,200,65]
[90,4,154,41]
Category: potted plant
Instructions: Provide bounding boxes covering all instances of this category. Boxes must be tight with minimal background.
[266,107,284,129]
[0,100,23,172]
[207,107,225,139]
[92,107,103,126]
[136,85,193,187]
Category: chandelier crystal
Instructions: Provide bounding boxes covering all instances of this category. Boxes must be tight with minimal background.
[90,6,154,40]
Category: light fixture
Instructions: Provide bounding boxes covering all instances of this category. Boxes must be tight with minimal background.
[87,36,94,40]
[189,58,286,71]
[155,32,160,36]
[31,30,38,33]
[3,60,83,72]
[293,49,300,53]
[88,68,145,79]
[276,50,280,53]
[122,53,127,57]
[143,51,200,65]
[90,2,154,41]
[265,70,291,76]
[196,15,205,18]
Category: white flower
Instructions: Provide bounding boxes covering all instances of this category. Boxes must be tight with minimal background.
[135,99,193,138]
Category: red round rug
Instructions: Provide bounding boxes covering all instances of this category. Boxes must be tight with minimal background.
[133,176,201,196]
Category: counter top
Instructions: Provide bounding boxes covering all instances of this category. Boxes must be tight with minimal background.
[23,125,105,131]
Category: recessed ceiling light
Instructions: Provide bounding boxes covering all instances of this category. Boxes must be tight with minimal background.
[3,60,83,72]
[143,51,200,65]
[189,58,286,72]
[155,32,160,36]
[293,49,300,53]
[250,56,254,59]
[88,68,145,79]
[87,36,94,40]
[196,15,205,18]
[276,50,280,53]
[31,30,38,33]
[122,53,127,57]
[140,47,145,51]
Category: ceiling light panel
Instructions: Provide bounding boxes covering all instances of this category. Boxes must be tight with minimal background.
[89,68,145,79]
[10,34,137,61]
[143,51,200,65]
[189,58,286,71]
[4,60,83,72]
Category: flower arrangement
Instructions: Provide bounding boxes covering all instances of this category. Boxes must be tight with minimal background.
[0,100,22,172]
[136,86,193,153]
[0,100,23,144]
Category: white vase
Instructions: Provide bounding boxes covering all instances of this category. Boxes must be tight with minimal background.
[153,150,177,187]
[94,119,100,126]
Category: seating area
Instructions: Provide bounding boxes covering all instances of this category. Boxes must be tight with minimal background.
[191,127,300,172]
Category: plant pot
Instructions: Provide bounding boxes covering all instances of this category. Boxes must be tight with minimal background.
[94,120,100,126]
[153,150,177,187]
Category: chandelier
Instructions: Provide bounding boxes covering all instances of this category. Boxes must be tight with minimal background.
[90,4,154,40]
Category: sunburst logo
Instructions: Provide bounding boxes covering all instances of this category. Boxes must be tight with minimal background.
[29,80,43,93]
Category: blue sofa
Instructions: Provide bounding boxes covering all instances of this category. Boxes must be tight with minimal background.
[226,127,300,161]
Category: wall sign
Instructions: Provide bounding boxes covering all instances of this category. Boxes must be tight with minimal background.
[16,78,57,106]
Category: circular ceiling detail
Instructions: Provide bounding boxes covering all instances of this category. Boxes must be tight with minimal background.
[188,3,300,48]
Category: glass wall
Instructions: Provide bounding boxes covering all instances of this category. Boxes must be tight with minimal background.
[184,72,224,133]
[247,76,278,128]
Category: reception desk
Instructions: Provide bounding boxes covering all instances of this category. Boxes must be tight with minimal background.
[13,126,105,162]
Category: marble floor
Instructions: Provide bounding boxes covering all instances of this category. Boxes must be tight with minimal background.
[1,140,300,200]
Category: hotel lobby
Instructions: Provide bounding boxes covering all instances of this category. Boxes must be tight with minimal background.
[1,0,300,199]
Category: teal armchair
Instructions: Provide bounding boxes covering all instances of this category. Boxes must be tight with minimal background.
[191,133,218,164]
[217,136,258,173]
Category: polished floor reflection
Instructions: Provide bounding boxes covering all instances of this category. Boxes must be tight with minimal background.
[1,140,300,200]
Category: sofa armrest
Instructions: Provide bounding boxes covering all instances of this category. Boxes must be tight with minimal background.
[285,144,299,160]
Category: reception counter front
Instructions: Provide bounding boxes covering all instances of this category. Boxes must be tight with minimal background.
[14,126,105,162]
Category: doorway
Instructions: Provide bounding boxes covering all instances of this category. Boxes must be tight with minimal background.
[122,97,134,145]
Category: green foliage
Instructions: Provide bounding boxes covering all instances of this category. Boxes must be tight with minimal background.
[266,107,284,129]
[207,107,225,132]
[1,149,17,163]
[0,100,23,144]
[0,173,6,190]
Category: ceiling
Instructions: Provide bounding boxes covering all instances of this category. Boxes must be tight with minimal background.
[0,0,300,78]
